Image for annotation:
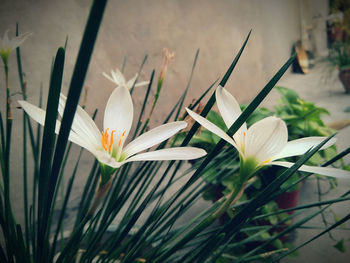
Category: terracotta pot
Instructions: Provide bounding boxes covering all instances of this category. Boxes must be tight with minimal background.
[275,188,301,215]
[339,68,350,94]
[330,27,344,43]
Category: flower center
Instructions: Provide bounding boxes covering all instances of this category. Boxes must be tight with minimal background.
[261,158,271,165]
[101,129,126,154]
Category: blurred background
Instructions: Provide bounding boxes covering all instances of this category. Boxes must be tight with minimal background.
[1,0,350,262]
[0,0,332,125]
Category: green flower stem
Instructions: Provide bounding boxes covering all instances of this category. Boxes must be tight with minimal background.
[87,177,113,217]
[2,59,16,262]
[15,27,30,256]
[165,160,252,256]
[213,181,246,219]
[4,65,11,121]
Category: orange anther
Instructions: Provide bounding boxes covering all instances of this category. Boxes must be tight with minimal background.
[102,128,116,152]
[109,130,116,152]
[102,128,109,151]
[118,130,126,147]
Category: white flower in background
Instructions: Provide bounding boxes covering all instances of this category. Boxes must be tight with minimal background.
[102,68,149,90]
[186,86,350,179]
[0,30,31,64]
[18,85,206,175]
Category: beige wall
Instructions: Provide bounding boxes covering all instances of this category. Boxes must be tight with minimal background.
[0,0,329,222]
[0,0,328,125]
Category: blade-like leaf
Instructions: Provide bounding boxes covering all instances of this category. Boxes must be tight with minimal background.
[36,47,65,262]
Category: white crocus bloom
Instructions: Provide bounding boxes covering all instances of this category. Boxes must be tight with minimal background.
[186,86,350,179]
[18,85,206,175]
[0,30,31,63]
[102,68,149,90]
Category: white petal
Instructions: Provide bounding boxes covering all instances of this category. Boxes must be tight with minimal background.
[134,81,150,87]
[94,150,123,168]
[126,74,138,89]
[19,100,49,127]
[125,147,207,163]
[11,32,31,50]
[272,137,337,161]
[185,108,241,154]
[245,117,288,163]
[216,85,247,147]
[102,72,117,84]
[271,161,350,179]
[59,94,101,148]
[123,121,187,157]
[1,30,10,47]
[18,100,97,154]
[67,130,98,154]
[103,86,133,139]
[112,69,126,86]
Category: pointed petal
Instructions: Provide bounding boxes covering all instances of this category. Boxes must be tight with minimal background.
[216,86,247,147]
[59,94,101,148]
[123,121,187,157]
[126,74,138,89]
[11,32,32,50]
[103,69,128,86]
[185,108,241,154]
[272,137,337,161]
[18,100,48,127]
[67,130,98,154]
[1,30,10,47]
[102,71,117,84]
[245,117,288,163]
[103,86,133,139]
[271,161,350,179]
[112,68,126,86]
[18,100,97,154]
[125,147,207,163]
[134,81,150,87]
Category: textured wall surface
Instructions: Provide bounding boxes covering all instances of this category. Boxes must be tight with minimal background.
[0,0,328,124]
[0,0,329,224]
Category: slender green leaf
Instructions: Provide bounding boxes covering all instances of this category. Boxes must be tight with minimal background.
[36,47,65,262]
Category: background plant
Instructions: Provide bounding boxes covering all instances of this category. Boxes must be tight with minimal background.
[177,86,349,260]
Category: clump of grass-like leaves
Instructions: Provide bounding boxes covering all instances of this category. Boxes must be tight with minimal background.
[1,1,350,263]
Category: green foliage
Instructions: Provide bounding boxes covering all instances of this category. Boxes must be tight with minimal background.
[274,86,333,138]
[184,86,348,260]
[334,239,346,253]
[328,41,350,70]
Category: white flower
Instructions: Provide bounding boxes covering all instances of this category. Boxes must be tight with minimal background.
[186,86,350,179]
[18,85,206,173]
[102,68,149,90]
[0,30,31,63]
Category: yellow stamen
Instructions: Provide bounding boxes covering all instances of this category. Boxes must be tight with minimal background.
[118,130,126,147]
[102,128,109,151]
[109,130,115,152]
[102,128,116,152]
[261,158,271,165]
[243,131,246,136]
